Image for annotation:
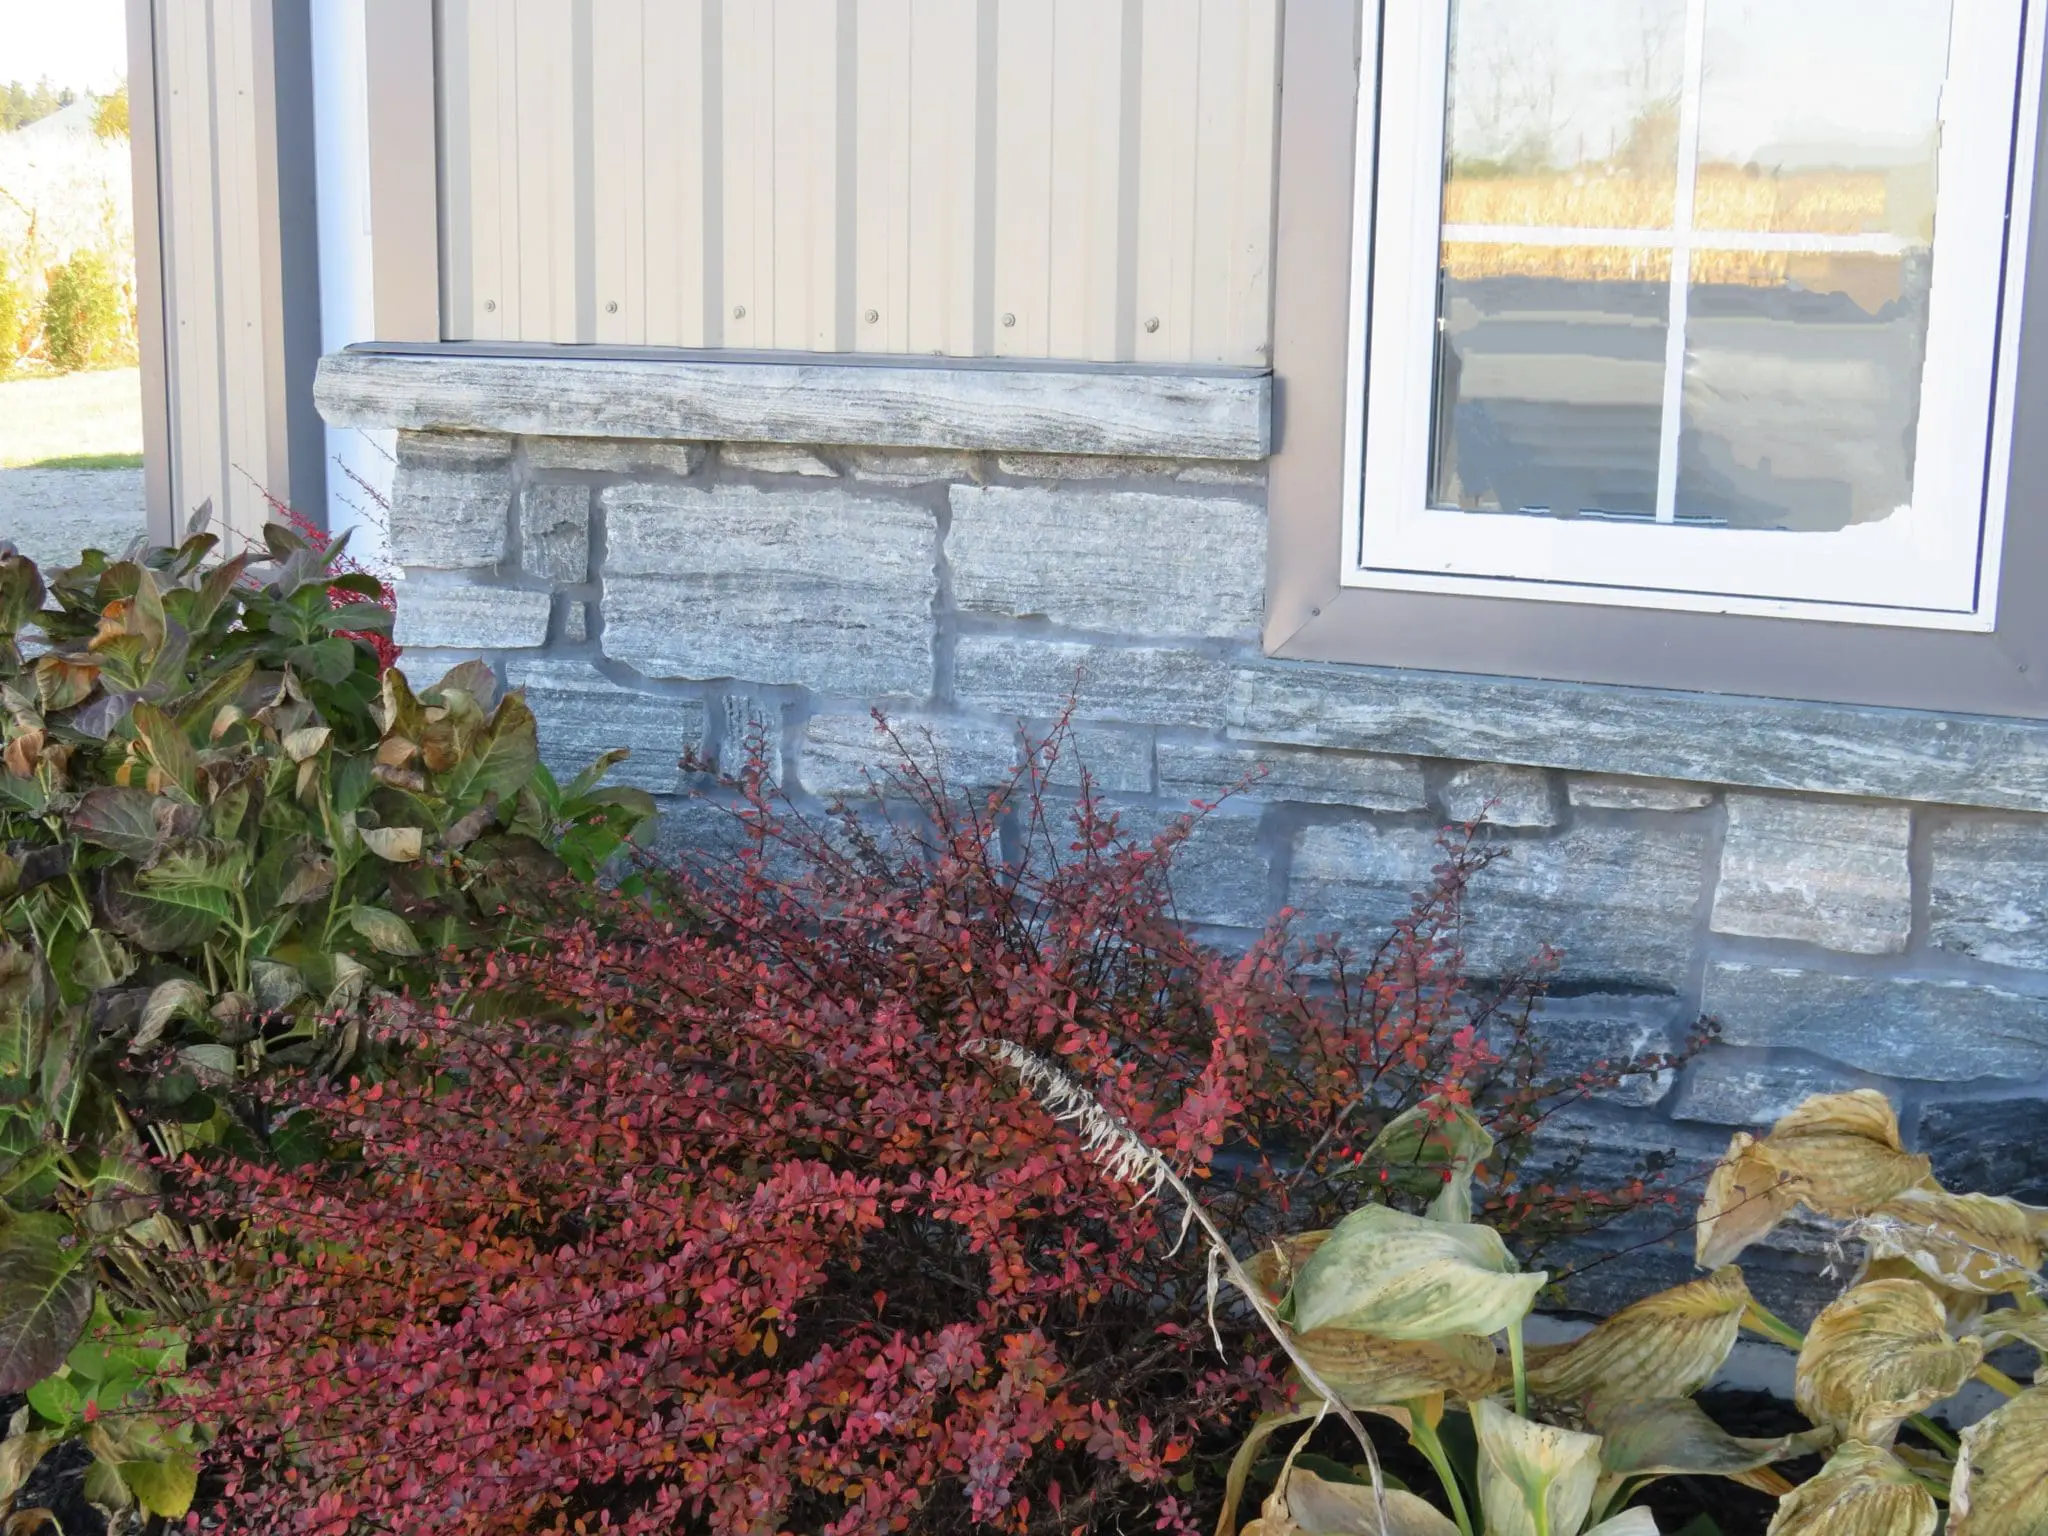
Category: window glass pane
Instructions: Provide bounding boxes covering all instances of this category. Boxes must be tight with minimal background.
[1431,245,1672,519]
[1694,1,1955,237]
[1444,0,1689,232]
[1676,252,1933,531]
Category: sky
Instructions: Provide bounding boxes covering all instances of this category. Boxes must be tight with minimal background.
[0,0,129,94]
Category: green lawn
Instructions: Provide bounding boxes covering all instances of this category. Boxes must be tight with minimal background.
[0,367,145,468]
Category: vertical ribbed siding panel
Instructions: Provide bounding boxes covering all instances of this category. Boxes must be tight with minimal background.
[436,0,1279,364]
[163,1,221,534]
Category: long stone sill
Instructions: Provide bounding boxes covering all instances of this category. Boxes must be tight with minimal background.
[313,345,1271,461]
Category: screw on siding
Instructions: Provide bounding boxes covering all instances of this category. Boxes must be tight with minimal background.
[1144,316,1161,333]
[733,304,747,319]
[483,299,497,312]
[864,308,880,324]
[606,300,620,314]
[1001,312,1017,327]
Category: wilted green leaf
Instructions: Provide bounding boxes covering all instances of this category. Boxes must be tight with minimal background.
[349,906,423,957]
[1597,1397,1826,1480]
[0,944,54,1089]
[360,825,424,863]
[1359,1099,1497,1224]
[1796,1279,1983,1445]
[99,864,228,954]
[1949,1384,2048,1534]
[69,786,163,861]
[68,931,136,994]
[133,979,206,1052]
[1528,1266,1750,1412]
[0,1210,96,1391]
[0,1426,55,1506]
[1281,1204,1546,1341]
[1473,1397,1602,1536]
[1769,1442,1937,1536]
[438,692,540,804]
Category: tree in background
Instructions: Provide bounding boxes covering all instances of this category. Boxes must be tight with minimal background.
[91,82,129,141]
[39,248,125,371]
[0,78,76,134]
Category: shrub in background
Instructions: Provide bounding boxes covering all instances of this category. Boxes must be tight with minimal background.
[0,523,653,1523]
[0,248,24,376]
[39,248,125,372]
[179,724,1697,1535]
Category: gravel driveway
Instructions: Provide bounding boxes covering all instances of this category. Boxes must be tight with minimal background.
[0,468,147,569]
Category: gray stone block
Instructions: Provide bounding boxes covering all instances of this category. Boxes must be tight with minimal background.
[1028,727,1154,795]
[602,485,937,698]
[1702,961,2048,1081]
[522,437,705,475]
[389,431,512,570]
[718,696,787,785]
[1522,997,1686,1109]
[502,658,707,794]
[1158,740,1427,812]
[721,444,838,477]
[563,600,589,642]
[845,447,981,484]
[1930,818,2048,970]
[1291,822,1708,989]
[1058,807,1268,929]
[948,485,1264,639]
[394,583,551,651]
[953,639,1237,728]
[1568,775,1717,812]
[1671,1052,1878,1127]
[1712,795,1911,955]
[799,712,1018,798]
[1442,764,1558,828]
[1919,1097,2048,1203]
[519,483,592,585]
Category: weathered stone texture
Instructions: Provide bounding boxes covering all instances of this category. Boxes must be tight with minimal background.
[722,443,839,477]
[389,432,512,570]
[718,696,787,785]
[522,437,704,475]
[1157,740,1427,812]
[603,485,937,698]
[1568,775,1717,812]
[1703,962,2048,1081]
[955,638,1237,728]
[1930,819,2048,970]
[1712,795,1911,954]
[1092,810,1269,928]
[948,486,1264,639]
[519,484,592,585]
[1671,1052,1876,1127]
[800,713,1018,798]
[1442,764,1558,828]
[845,447,981,484]
[502,658,706,794]
[1919,1098,2048,1204]
[1291,823,1708,988]
[394,584,551,651]
[1032,727,1154,794]
[1522,998,1686,1109]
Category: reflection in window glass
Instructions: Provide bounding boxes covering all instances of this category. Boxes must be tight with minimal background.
[1677,254,1933,530]
[1430,246,1671,519]
[1444,0,1688,231]
[1694,1,1954,237]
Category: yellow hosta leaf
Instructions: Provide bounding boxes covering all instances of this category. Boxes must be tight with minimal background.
[1861,1187,2044,1296]
[1242,1466,1460,1536]
[1698,1093,1931,1267]
[1697,1133,1802,1269]
[1292,1328,1501,1407]
[1282,1206,1546,1341]
[1857,1255,1990,1332]
[1246,1233,1333,1305]
[1473,1398,1603,1536]
[1795,1279,1983,1445]
[1596,1397,1827,1480]
[1767,1443,1938,1536]
[1973,1311,2048,1383]
[1528,1266,1750,1411]
[1949,1384,2048,1535]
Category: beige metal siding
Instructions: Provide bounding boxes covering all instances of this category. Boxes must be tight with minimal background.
[438,0,1280,365]
[150,0,294,548]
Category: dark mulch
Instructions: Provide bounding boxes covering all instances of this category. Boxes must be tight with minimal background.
[13,1435,107,1536]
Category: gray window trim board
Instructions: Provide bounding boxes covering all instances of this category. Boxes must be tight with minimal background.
[1265,0,2048,722]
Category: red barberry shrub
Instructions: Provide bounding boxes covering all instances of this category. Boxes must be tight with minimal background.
[175,720,1700,1535]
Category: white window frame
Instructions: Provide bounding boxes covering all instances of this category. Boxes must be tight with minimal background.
[1341,0,2048,630]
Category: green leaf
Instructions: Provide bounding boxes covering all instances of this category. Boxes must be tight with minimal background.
[99,865,228,953]
[125,701,199,798]
[69,786,164,861]
[285,637,360,685]
[1359,1097,1497,1224]
[25,1370,81,1427]
[0,1210,96,1392]
[1280,1204,1547,1341]
[247,835,335,913]
[68,930,136,994]
[348,906,423,957]
[84,1453,138,1514]
[118,1447,198,1517]
[1473,1398,1603,1536]
[438,692,540,804]
[39,1007,91,1139]
[0,943,54,1089]
[134,979,206,1052]
[322,602,395,632]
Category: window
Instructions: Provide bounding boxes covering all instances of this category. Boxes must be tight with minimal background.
[1342,0,2045,627]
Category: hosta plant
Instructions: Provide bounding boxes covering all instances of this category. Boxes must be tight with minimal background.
[992,1065,2048,1536]
[0,528,654,1525]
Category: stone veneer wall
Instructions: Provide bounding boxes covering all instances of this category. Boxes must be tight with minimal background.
[381,423,2048,1318]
